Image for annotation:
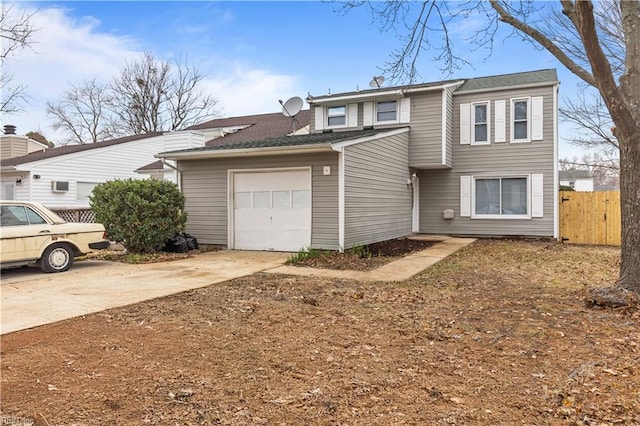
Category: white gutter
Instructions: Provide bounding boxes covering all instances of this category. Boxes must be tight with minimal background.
[553,82,560,240]
[156,143,333,160]
[309,81,465,105]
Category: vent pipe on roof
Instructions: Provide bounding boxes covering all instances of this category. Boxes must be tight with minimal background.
[3,125,17,135]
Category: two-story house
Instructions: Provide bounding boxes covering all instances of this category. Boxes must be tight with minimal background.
[157,69,559,251]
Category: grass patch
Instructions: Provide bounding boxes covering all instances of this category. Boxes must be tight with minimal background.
[286,247,329,265]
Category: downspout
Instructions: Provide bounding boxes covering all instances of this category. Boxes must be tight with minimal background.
[331,144,345,252]
[553,83,559,240]
[161,159,182,191]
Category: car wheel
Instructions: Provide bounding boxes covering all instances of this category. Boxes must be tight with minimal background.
[40,243,74,273]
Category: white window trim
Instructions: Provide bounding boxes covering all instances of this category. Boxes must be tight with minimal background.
[374,100,399,125]
[471,174,531,219]
[326,105,348,129]
[511,97,531,143]
[471,101,491,145]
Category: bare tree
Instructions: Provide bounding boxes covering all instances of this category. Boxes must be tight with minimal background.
[341,0,640,303]
[560,153,619,190]
[46,78,115,144]
[109,52,218,134]
[25,130,54,147]
[0,3,36,114]
[560,93,618,153]
[557,2,621,174]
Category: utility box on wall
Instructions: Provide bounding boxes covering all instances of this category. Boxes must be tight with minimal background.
[443,209,454,220]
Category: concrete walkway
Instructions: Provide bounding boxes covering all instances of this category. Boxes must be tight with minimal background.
[0,250,288,335]
[266,237,476,282]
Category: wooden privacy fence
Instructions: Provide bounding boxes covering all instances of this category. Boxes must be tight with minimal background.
[559,190,620,246]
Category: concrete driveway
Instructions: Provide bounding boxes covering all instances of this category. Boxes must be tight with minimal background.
[1,250,287,335]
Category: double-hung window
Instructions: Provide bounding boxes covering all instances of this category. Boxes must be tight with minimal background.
[512,98,530,142]
[474,177,528,217]
[472,102,490,144]
[327,105,346,127]
[376,101,397,122]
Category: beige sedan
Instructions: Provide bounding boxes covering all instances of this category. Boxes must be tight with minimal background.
[0,201,109,273]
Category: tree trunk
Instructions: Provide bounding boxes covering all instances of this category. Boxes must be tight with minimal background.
[617,130,640,294]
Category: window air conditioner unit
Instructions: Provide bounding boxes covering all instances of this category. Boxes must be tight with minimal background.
[51,181,70,192]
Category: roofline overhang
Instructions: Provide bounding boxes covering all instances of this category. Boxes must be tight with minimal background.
[156,127,410,161]
[330,127,410,151]
[308,81,465,105]
[453,80,561,95]
[156,143,334,160]
[0,166,30,174]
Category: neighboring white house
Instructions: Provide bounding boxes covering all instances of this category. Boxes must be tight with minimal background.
[559,169,594,192]
[0,111,310,209]
[0,131,205,208]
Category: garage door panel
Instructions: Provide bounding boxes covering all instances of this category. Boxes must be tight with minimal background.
[233,170,311,251]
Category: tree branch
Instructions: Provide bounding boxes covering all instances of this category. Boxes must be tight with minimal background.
[489,0,597,87]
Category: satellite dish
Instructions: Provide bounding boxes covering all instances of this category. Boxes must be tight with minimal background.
[369,76,385,88]
[280,96,304,117]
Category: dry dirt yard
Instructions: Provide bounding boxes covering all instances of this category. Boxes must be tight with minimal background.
[1,239,639,425]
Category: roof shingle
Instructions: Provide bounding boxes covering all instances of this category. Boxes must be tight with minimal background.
[159,128,395,156]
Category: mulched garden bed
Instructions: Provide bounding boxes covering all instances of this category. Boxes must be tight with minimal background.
[290,238,441,271]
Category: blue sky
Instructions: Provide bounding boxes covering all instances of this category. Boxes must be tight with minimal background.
[4,1,587,157]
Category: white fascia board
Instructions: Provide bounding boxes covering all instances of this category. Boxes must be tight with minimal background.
[309,81,464,105]
[309,89,405,105]
[156,143,333,160]
[453,81,560,96]
[441,80,466,89]
[330,127,410,151]
[1,165,32,173]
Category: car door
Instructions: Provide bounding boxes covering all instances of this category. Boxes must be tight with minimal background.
[0,205,53,262]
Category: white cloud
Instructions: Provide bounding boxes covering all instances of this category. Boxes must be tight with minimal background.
[1,5,303,143]
[2,5,141,139]
[203,66,305,117]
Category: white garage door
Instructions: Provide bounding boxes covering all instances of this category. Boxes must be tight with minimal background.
[233,169,311,251]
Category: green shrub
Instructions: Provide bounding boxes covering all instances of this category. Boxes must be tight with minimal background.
[90,179,187,253]
[286,247,326,264]
[348,243,373,259]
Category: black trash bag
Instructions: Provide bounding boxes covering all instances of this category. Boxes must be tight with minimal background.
[182,232,199,250]
[163,233,189,253]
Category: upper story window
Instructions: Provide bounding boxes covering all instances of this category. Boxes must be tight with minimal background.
[512,98,530,142]
[376,101,397,122]
[472,102,490,144]
[327,106,346,127]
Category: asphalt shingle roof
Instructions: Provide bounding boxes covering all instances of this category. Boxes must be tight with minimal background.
[188,110,311,147]
[1,132,163,167]
[456,69,558,92]
[159,128,396,155]
[559,169,593,180]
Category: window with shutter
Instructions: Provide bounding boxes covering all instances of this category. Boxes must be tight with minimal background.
[511,98,531,143]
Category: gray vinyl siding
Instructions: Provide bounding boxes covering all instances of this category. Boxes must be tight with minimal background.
[343,132,412,247]
[178,152,340,249]
[419,85,556,236]
[443,85,458,168]
[310,105,317,130]
[408,91,445,169]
